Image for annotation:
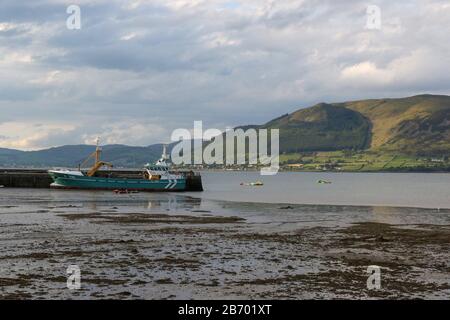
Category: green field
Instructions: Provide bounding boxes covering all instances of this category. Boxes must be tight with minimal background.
[280,151,450,172]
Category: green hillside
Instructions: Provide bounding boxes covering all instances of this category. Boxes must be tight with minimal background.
[262,103,371,153]
[257,94,450,156]
[339,94,450,156]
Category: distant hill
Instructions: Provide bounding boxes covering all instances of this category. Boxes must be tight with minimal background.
[1,94,449,168]
[255,94,450,156]
[262,103,371,153]
[0,148,24,156]
[0,144,166,168]
[339,94,450,155]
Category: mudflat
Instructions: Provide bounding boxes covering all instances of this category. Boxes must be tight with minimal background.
[0,193,448,299]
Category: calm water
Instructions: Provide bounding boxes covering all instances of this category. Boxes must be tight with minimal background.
[1,171,450,228]
[185,171,450,209]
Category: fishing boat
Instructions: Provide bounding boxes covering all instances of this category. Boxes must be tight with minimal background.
[48,140,186,191]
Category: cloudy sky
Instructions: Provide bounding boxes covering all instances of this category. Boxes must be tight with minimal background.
[1,0,449,150]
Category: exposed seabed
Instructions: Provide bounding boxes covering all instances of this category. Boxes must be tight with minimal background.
[0,189,449,299]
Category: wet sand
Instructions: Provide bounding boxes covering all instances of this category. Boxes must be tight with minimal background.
[0,190,449,299]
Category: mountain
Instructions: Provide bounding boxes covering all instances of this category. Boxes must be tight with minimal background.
[0,144,166,168]
[0,148,24,156]
[1,94,449,168]
[256,94,449,156]
[0,148,25,166]
[338,94,450,155]
[262,103,371,153]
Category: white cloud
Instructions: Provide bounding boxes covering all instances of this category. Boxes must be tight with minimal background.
[341,61,393,86]
[0,122,76,150]
[340,48,450,90]
[120,32,137,41]
[0,22,15,31]
[0,52,34,64]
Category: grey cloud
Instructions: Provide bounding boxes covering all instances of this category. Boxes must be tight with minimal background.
[0,1,62,23]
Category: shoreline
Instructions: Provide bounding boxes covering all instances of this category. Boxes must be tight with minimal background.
[3,167,450,174]
[178,169,450,173]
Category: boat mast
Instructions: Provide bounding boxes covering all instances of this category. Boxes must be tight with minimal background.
[79,137,113,177]
[95,137,101,165]
[162,144,168,161]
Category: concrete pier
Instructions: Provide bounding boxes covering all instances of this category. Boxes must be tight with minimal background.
[0,169,203,191]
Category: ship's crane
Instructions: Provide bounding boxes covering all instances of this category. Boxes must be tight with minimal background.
[80,138,113,177]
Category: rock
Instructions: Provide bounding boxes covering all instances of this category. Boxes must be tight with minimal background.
[375,235,390,242]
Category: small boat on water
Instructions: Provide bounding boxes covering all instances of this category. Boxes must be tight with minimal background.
[317,179,332,184]
[48,141,186,192]
[240,181,264,187]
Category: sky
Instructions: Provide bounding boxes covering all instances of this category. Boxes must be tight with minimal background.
[1,0,450,150]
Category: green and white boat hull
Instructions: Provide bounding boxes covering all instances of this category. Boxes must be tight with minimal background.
[48,170,186,191]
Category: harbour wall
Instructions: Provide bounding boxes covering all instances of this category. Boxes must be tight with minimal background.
[0,169,203,191]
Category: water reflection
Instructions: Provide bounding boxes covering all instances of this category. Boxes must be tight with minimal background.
[0,188,449,227]
[146,196,203,212]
